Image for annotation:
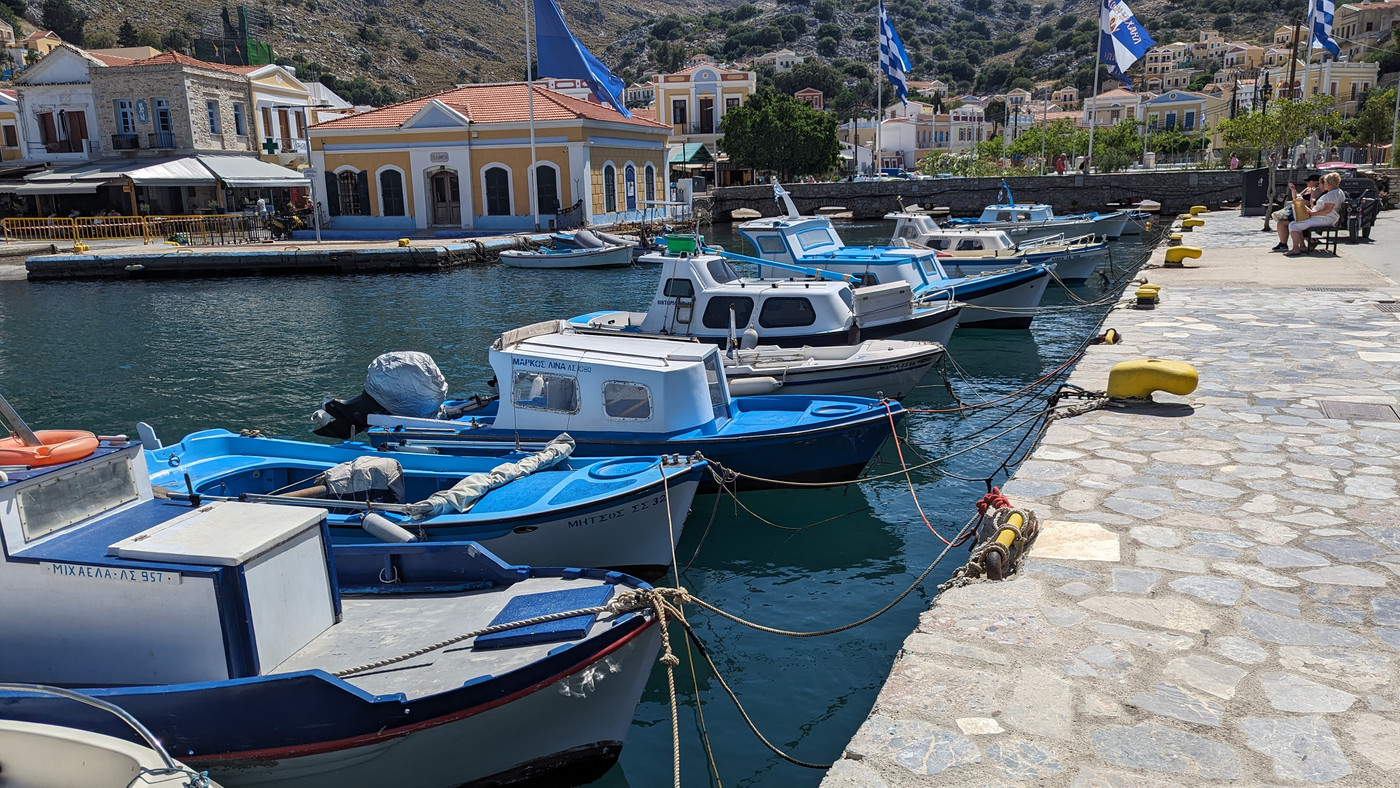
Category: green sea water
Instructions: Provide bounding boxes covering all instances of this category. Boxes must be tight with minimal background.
[0,221,1158,786]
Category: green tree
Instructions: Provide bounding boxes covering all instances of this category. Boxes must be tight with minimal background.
[773,59,843,98]
[84,30,117,49]
[134,28,163,48]
[162,28,192,52]
[719,89,841,180]
[117,19,139,46]
[1349,87,1397,146]
[42,0,85,46]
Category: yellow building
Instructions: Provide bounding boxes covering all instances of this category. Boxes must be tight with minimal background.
[1262,59,1379,115]
[309,82,671,232]
[651,59,755,186]
[21,30,63,60]
[0,88,22,161]
[1143,90,1208,135]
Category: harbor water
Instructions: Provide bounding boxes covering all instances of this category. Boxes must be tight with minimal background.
[0,221,1159,786]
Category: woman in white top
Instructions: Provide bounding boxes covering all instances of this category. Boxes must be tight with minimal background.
[1286,172,1346,256]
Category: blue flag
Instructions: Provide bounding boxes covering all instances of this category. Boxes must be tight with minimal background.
[533,0,631,118]
[1311,0,1341,56]
[878,0,912,105]
[1099,0,1156,87]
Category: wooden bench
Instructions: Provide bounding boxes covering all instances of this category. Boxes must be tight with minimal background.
[1302,205,1347,256]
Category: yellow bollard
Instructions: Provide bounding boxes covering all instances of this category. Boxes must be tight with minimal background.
[1164,246,1202,267]
[1138,283,1161,293]
[1189,205,1208,215]
[398,238,411,247]
[1181,217,1204,229]
[1107,359,1199,400]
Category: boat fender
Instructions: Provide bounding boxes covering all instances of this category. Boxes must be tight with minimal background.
[361,512,418,543]
[727,376,780,396]
[1106,359,1198,401]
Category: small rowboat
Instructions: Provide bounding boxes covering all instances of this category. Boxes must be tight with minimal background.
[500,244,632,269]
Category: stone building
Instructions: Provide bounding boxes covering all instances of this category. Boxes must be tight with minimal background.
[1335,0,1400,60]
[91,52,256,156]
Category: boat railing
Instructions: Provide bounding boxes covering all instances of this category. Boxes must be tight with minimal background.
[1018,232,1104,251]
[0,683,207,785]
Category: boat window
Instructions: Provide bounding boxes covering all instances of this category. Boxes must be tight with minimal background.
[956,239,984,251]
[840,289,854,310]
[796,228,837,251]
[703,354,729,421]
[663,278,695,298]
[17,454,139,542]
[1016,212,1032,221]
[928,238,951,250]
[511,371,580,413]
[759,297,817,328]
[996,211,1014,221]
[706,258,740,284]
[701,296,754,329]
[603,381,652,420]
[754,235,786,254]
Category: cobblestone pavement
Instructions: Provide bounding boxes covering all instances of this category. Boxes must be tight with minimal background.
[824,210,1400,786]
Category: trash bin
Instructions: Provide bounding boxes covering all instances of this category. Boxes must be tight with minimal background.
[1240,167,1271,217]
[1144,151,1156,169]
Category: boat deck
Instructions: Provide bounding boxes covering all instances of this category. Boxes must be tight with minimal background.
[273,576,627,700]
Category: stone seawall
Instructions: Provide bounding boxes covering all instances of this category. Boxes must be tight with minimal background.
[708,168,1400,222]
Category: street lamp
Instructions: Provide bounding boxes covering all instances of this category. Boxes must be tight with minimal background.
[1257,73,1274,232]
[1254,74,1272,169]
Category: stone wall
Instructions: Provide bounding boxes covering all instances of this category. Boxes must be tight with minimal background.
[707,168,1400,221]
[92,64,254,155]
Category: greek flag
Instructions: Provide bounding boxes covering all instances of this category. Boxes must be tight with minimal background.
[1099,0,1156,87]
[773,182,786,203]
[1311,0,1341,56]
[878,0,913,105]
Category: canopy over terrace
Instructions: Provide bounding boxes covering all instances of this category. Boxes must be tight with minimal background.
[6,156,308,215]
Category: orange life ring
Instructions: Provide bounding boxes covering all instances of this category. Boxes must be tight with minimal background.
[0,430,100,467]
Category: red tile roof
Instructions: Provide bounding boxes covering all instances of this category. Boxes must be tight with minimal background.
[89,52,137,66]
[312,83,669,131]
[122,51,249,74]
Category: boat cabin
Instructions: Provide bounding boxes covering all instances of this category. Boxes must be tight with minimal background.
[736,214,845,268]
[738,214,957,292]
[973,204,1057,224]
[0,438,340,686]
[571,252,925,346]
[889,215,1021,256]
[487,321,734,435]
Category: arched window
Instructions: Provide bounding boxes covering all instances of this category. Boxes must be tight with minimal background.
[336,170,362,216]
[379,169,405,216]
[644,164,656,203]
[484,166,511,216]
[603,164,617,213]
[535,164,559,215]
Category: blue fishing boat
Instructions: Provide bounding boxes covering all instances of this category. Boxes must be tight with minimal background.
[0,397,664,788]
[144,429,705,578]
[736,209,1052,330]
[315,324,904,489]
[886,213,1111,285]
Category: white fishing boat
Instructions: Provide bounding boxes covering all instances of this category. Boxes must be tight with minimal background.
[500,243,632,269]
[720,337,943,399]
[887,215,1110,284]
[944,183,1129,243]
[552,228,667,260]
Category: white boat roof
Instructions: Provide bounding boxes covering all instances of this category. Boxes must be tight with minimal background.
[498,321,715,366]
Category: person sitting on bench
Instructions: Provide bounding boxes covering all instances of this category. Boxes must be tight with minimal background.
[1286,172,1344,257]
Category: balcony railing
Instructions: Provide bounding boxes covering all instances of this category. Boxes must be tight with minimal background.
[111,133,140,150]
[673,123,718,136]
[148,131,176,149]
[43,140,77,153]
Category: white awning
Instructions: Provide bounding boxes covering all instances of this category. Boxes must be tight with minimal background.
[126,158,216,186]
[10,182,101,195]
[198,155,309,188]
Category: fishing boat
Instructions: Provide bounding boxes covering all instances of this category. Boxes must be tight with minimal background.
[719,337,943,399]
[945,184,1129,243]
[323,324,904,489]
[570,237,963,348]
[144,429,704,577]
[500,243,632,269]
[886,215,1110,284]
[0,685,223,787]
[736,204,1050,329]
[552,228,667,260]
[0,395,664,788]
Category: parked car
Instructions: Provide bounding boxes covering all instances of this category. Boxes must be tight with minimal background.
[879,168,912,179]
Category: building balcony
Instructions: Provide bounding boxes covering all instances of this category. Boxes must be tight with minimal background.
[44,140,78,153]
[111,133,140,150]
[148,131,176,149]
[673,123,718,136]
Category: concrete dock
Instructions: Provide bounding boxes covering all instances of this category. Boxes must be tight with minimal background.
[825,210,1400,786]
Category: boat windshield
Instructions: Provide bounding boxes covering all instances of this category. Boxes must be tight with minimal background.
[16,453,140,542]
[796,228,839,251]
[707,258,740,284]
[703,354,729,421]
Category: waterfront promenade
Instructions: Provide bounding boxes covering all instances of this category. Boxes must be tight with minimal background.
[825,210,1400,786]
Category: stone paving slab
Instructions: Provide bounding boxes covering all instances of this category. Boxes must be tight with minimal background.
[824,210,1400,787]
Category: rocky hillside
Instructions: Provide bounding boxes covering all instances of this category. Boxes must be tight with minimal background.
[23,0,1315,104]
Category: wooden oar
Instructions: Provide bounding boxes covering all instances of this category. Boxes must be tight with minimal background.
[0,392,41,447]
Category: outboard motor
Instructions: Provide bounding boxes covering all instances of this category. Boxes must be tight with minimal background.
[312,351,449,439]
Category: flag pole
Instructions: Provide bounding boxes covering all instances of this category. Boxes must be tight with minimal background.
[1299,3,1317,105]
[876,61,883,175]
[525,0,540,230]
[1087,1,1104,173]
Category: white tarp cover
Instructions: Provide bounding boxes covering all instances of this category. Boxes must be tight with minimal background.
[198,154,310,188]
[411,434,575,517]
[322,456,406,501]
[364,351,449,418]
[126,157,216,186]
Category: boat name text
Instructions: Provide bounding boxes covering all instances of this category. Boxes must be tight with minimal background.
[513,358,593,374]
[40,562,182,585]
